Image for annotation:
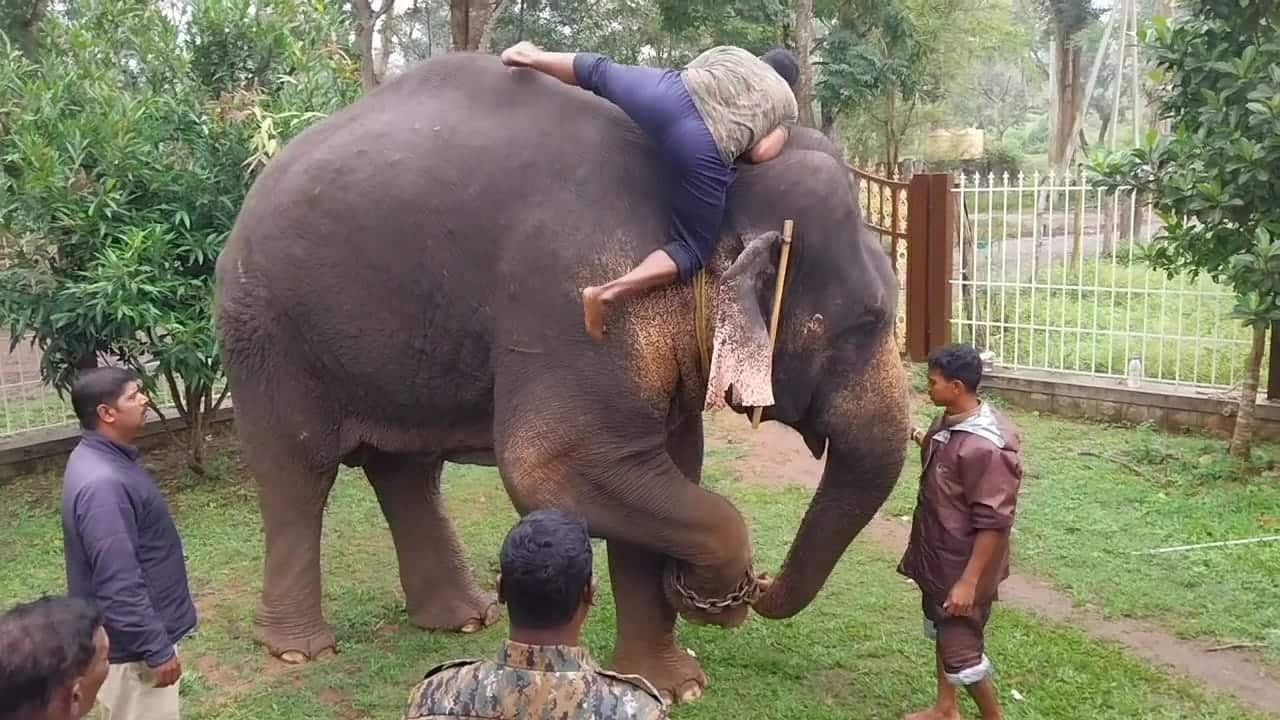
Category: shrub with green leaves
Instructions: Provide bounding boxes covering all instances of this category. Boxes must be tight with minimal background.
[1090,1,1279,459]
[0,0,359,467]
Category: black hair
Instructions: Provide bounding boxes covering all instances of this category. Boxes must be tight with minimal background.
[760,47,799,88]
[498,509,593,630]
[927,343,984,393]
[70,366,139,430]
[0,596,104,720]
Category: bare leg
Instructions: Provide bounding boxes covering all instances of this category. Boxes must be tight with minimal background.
[582,249,679,341]
[965,678,1002,720]
[364,452,498,632]
[902,651,960,720]
[500,41,580,85]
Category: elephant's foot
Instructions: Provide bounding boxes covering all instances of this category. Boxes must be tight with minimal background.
[406,590,500,634]
[610,644,708,706]
[252,617,336,664]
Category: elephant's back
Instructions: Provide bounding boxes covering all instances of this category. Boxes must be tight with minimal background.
[215,53,668,420]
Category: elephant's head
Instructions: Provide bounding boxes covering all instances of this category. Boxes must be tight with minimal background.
[669,128,910,622]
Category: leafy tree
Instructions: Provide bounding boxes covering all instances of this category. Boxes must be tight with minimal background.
[1091,1,1279,459]
[0,0,48,60]
[656,0,791,63]
[1037,0,1098,167]
[943,0,1044,143]
[394,0,452,63]
[0,0,359,469]
[487,0,665,65]
[817,0,971,167]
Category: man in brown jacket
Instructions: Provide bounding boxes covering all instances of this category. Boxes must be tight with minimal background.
[900,344,1023,720]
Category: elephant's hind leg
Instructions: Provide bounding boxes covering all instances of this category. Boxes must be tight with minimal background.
[363,451,499,632]
[242,435,339,663]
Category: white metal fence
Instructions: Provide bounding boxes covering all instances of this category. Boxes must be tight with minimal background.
[0,334,204,440]
[950,170,1267,390]
[0,335,77,438]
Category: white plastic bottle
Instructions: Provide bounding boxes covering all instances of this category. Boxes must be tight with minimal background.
[1126,356,1143,388]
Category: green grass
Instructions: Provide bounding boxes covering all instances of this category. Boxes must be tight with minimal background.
[1,426,1272,719]
[892,365,1280,666]
[954,257,1268,387]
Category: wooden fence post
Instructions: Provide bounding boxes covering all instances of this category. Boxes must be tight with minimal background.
[1268,321,1278,401]
[906,175,931,361]
[905,173,954,361]
[927,173,954,354]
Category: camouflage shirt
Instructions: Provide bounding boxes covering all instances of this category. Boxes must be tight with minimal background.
[404,640,668,720]
[680,45,799,165]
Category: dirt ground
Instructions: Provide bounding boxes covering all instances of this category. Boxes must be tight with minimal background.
[704,411,1280,718]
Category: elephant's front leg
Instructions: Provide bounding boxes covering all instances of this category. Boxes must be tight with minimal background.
[607,412,708,703]
[364,451,499,632]
[607,539,707,705]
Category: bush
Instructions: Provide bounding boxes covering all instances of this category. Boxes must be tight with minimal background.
[0,0,359,468]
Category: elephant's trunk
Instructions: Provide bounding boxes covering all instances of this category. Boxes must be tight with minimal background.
[751,333,910,620]
[750,446,899,619]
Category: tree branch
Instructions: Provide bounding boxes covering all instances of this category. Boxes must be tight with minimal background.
[163,368,188,419]
[211,381,231,413]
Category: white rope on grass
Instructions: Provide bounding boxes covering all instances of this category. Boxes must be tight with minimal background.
[1130,535,1280,555]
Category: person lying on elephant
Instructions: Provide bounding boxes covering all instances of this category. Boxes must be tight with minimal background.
[499,41,800,341]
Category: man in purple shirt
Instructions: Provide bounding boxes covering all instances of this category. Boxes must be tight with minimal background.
[60,367,196,720]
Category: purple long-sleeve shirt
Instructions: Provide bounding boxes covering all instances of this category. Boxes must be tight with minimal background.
[61,431,197,666]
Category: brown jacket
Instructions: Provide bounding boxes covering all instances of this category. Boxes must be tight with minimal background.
[898,402,1023,602]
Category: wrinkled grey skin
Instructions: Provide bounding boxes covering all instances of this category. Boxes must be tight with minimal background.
[213,52,909,703]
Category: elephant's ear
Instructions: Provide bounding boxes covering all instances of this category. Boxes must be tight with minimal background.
[704,231,783,411]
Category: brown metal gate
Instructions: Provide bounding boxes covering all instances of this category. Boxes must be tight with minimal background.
[848,163,953,362]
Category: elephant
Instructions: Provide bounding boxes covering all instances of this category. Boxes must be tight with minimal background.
[213,51,909,703]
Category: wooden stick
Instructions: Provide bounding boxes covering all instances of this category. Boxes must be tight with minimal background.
[1207,642,1266,653]
[1074,450,1153,480]
[752,219,794,429]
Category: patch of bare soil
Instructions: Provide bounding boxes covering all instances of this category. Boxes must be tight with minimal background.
[319,688,363,720]
[706,410,1280,718]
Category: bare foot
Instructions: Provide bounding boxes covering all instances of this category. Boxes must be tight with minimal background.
[902,707,960,720]
[582,286,608,341]
[500,40,540,68]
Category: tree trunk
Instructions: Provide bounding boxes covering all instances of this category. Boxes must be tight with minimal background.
[1228,323,1268,458]
[1049,24,1082,168]
[474,1,506,53]
[424,0,433,57]
[352,0,377,91]
[450,0,508,52]
[820,106,839,138]
[2,0,49,61]
[378,8,396,80]
[791,0,816,128]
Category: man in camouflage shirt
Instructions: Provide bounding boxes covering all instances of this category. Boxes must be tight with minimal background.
[404,509,666,719]
[500,41,800,341]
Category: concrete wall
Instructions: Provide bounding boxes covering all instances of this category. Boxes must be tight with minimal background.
[0,408,236,482]
[984,368,1280,440]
